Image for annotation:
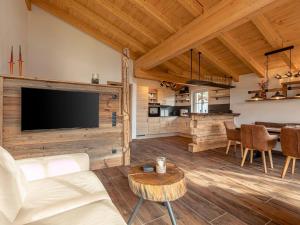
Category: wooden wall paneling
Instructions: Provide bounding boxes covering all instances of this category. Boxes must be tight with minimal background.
[1,76,123,170]
[136,85,149,136]
[0,77,3,146]
[189,114,236,152]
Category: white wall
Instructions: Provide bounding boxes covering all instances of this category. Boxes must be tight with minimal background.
[27,6,122,84]
[231,74,300,126]
[0,0,28,74]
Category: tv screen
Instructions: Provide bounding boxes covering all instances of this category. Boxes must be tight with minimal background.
[21,88,99,131]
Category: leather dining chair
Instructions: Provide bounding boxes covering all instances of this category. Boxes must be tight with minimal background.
[224,121,243,158]
[241,124,278,173]
[281,127,300,178]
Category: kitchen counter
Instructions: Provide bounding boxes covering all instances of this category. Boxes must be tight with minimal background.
[147,116,191,137]
[189,113,239,152]
[189,112,240,117]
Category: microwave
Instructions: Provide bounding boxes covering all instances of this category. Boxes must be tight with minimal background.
[148,105,160,117]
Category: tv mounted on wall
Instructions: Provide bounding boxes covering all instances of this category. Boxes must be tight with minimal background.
[21,88,99,131]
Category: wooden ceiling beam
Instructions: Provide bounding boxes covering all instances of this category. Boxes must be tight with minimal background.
[31,0,140,59]
[129,0,177,33]
[218,33,265,78]
[25,0,32,10]
[196,46,239,81]
[90,0,160,45]
[135,68,188,83]
[176,0,203,17]
[251,12,298,70]
[66,0,147,53]
[135,0,277,70]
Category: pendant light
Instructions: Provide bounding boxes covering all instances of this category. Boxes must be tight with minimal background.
[250,93,263,101]
[294,93,300,98]
[271,91,285,100]
[185,49,234,88]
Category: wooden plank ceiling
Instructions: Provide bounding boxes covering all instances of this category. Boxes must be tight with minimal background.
[30,0,300,82]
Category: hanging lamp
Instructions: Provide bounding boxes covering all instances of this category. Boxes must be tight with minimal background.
[270,91,285,100]
[185,49,235,89]
[294,93,300,98]
[249,92,264,101]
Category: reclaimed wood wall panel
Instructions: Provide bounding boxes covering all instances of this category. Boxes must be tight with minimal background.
[188,114,237,152]
[1,76,124,170]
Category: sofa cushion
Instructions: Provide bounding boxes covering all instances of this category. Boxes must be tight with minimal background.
[0,147,27,222]
[1,210,12,225]
[17,153,90,181]
[14,171,110,225]
[25,200,126,225]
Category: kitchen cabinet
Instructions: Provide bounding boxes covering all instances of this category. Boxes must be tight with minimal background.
[136,86,149,136]
[158,88,175,106]
[148,117,160,134]
[157,117,190,135]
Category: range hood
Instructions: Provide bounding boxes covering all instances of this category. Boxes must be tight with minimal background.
[184,49,235,89]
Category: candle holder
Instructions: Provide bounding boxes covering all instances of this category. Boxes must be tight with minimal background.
[91,73,100,84]
[156,157,166,174]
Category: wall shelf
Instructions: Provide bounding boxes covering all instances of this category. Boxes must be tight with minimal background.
[246,97,300,102]
[210,95,230,100]
[247,80,300,102]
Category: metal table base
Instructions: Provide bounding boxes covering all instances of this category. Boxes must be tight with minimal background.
[127,197,177,225]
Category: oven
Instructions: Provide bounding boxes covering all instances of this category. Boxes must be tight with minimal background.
[148,104,160,117]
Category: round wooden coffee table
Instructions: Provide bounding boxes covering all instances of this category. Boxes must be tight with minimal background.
[127,163,186,225]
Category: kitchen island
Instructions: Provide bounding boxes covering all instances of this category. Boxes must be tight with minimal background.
[188,113,240,152]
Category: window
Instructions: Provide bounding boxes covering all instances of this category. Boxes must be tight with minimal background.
[193,91,208,113]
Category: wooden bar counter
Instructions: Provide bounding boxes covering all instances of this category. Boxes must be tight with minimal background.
[188,113,240,152]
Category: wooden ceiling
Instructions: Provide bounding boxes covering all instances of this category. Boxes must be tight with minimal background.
[27,0,300,82]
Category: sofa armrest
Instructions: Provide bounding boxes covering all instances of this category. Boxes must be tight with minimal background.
[16,153,90,181]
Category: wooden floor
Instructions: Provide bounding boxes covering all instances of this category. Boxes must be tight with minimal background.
[94,136,300,225]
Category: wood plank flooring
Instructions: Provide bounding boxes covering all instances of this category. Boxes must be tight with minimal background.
[94,136,300,225]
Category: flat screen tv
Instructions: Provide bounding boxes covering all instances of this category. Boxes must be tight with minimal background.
[21,88,99,131]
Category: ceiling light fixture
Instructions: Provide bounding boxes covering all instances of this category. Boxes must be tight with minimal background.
[270,46,300,80]
[294,93,300,98]
[249,93,264,101]
[185,49,235,89]
[270,91,285,100]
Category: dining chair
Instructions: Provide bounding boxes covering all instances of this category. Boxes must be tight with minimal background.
[281,127,300,178]
[241,124,278,173]
[224,121,243,158]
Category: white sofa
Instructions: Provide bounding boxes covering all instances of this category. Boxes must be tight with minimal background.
[0,147,126,225]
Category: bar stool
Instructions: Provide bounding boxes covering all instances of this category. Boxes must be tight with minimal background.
[224,121,243,158]
[241,125,278,173]
[281,127,300,178]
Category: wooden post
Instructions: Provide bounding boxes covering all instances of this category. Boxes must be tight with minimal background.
[0,77,3,146]
[122,48,131,165]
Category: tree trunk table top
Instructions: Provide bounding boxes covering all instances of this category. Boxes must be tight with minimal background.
[128,163,186,202]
